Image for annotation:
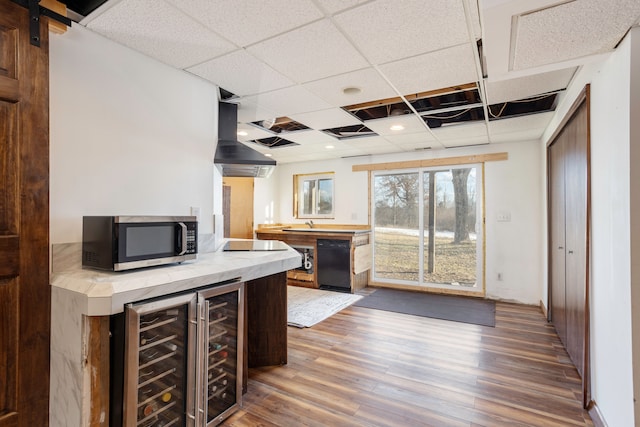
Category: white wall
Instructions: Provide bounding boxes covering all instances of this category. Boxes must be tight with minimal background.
[258,141,544,305]
[589,45,634,426]
[256,158,369,227]
[50,24,219,244]
[629,27,640,427]
[541,28,639,427]
[253,168,282,225]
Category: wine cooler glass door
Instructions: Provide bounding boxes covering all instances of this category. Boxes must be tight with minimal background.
[198,281,244,426]
[124,293,198,427]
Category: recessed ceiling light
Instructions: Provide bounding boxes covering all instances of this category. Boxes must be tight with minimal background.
[390,124,405,131]
[342,86,361,95]
[264,153,273,157]
[325,145,335,149]
[237,130,248,136]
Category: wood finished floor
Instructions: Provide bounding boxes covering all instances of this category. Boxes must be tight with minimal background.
[224,298,593,427]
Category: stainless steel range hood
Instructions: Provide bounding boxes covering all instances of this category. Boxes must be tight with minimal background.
[214,102,276,178]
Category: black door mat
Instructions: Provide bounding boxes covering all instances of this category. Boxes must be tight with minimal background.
[353,288,496,327]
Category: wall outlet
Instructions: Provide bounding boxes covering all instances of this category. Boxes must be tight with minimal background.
[497,212,511,222]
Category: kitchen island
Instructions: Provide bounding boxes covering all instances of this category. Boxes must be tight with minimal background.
[49,240,300,427]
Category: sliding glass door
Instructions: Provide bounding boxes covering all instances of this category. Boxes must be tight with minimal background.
[372,165,483,293]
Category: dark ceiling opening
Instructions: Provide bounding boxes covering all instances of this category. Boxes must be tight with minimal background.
[251,136,298,149]
[251,118,309,133]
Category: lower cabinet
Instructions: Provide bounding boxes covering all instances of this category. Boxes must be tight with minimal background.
[256,230,371,292]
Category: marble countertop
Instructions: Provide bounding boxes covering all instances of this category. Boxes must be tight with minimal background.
[50,240,301,316]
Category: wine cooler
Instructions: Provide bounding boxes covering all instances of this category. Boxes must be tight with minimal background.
[119,280,244,426]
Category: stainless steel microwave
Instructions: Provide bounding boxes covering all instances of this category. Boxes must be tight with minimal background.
[82,216,197,271]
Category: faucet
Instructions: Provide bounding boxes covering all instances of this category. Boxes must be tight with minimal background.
[305,220,314,228]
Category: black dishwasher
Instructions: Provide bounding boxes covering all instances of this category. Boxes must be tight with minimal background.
[317,239,351,292]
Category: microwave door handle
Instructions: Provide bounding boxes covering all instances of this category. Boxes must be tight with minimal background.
[177,222,188,255]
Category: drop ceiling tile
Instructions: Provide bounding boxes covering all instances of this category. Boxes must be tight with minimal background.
[288,108,362,130]
[247,19,369,84]
[314,0,369,14]
[432,121,488,141]
[242,86,332,117]
[281,130,339,145]
[341,135,396,150]
[272,144,344,161]
[363,114,427,136]
[441,136,489,148]
[490,128,545,144]
[266,145,310,156]
[85,0,236,69]
[485,68,576,104]
[235,99,278,123]
[488,111,554,135]
[275,155,318,164]
[488,111,553,143]
[238,140,271,152]
[384,130,436,146]
[303,68,398,107]
[512,0,640,70]
[171,0,323,47]
[328,146,370,157]
[271,157,300,164]
[358,145,403,155]
[379,44,478,95]
[393,141,434,152]
[236,124,275,142]
[187,50,294,96]
[333,0,470,64]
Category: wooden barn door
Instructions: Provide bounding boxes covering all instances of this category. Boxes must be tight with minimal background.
[0,1,51,425]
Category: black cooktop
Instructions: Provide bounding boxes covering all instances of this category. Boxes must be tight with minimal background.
[222,240,289,252]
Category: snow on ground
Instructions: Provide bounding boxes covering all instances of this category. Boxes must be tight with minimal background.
[375,227,477,241]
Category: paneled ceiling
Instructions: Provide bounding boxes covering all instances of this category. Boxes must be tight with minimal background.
[65,0,640,164]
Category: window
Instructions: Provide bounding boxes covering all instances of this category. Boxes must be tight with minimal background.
[295,172,334,218]
[372,164,483,293]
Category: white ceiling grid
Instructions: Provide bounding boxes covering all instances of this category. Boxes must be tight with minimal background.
[80,0,640,163]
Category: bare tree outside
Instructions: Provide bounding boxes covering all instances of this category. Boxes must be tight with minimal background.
[452,168,471,244]
[374,173,419,227]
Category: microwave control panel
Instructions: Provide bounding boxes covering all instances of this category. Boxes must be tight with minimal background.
[185,222,198,254]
